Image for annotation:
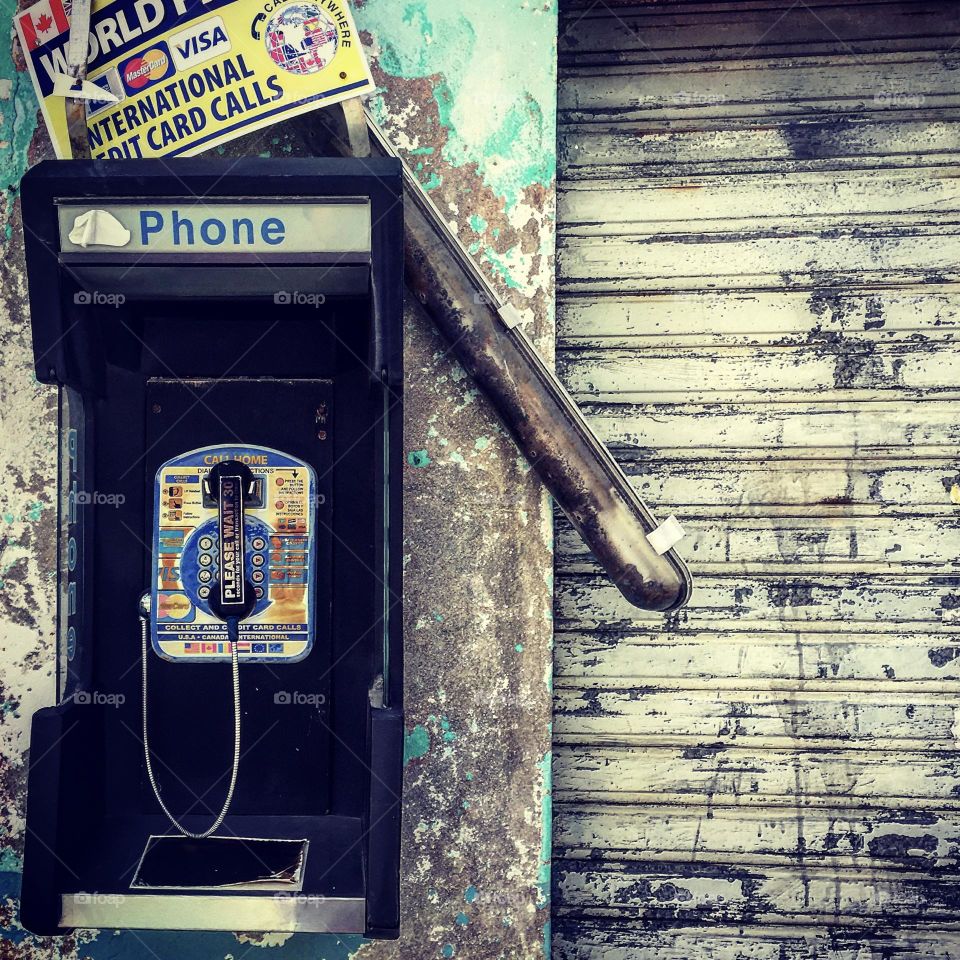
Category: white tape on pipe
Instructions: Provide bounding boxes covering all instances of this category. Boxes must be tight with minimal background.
[646,515,685,556]
[65,0,91,79]
[498,303,523,329]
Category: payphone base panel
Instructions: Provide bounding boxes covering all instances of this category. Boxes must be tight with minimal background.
[58,814,365,933]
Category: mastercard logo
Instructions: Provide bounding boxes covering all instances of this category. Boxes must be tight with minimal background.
[123,48,170,89]
[158,592,192,620]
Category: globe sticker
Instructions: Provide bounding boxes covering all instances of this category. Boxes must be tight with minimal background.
[266,3,339,76]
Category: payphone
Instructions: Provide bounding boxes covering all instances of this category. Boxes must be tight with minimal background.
[18,159,404,937]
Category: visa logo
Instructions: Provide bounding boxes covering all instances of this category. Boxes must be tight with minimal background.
[168,15,231,71]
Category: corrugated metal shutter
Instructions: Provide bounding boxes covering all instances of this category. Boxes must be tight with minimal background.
[554,2,960,956]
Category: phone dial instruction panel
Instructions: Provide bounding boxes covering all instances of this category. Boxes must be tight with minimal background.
[151,444,318,662]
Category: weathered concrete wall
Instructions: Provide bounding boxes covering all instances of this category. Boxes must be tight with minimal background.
[0,1,557,957]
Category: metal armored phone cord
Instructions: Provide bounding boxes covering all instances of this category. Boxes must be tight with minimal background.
[139,595,241,839]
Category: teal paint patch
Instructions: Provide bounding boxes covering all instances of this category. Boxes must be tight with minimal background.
[26,501,42,522]
[441,944,455,958]
[469,214,488,234]
[440,716,457,742]
[354,0,557,209]
[422,171,443,191]
[482,247,523,289]
[404,724,431,764]
[0,33,40,218]
[464,885,478,903]
[474,435,490,451]
[515,643,524,653]
[537,750,553,956]
[455,911,469,926]
[407,449,432,468]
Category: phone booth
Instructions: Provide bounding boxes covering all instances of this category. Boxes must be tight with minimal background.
[18,159,404,937]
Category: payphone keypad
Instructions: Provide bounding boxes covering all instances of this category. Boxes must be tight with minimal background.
[180,515,274,616]
[151,445,316,663]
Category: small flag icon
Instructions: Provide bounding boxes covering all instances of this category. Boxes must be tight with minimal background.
[18,0,69,52]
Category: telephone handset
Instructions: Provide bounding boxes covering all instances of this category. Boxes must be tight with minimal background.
[140,444,318,838]
[204,459,259,625]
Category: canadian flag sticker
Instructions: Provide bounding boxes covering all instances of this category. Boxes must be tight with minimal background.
[18,0,70,53]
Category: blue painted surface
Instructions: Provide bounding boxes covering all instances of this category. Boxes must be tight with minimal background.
[79,931,368,960]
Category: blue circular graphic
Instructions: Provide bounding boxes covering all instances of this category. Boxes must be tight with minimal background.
[181,516,273,617]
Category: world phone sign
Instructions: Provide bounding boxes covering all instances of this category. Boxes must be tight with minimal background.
[16,0,374,159]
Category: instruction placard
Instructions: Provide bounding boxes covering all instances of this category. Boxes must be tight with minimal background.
[152,445,318,663]
[16,0,374,159]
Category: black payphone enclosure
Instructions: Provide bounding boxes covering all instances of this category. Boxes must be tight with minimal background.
[18,159,404,939]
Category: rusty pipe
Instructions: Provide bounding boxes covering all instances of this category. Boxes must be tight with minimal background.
[333,109,692,612]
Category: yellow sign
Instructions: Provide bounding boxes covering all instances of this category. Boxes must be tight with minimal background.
[16,0,374,159]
